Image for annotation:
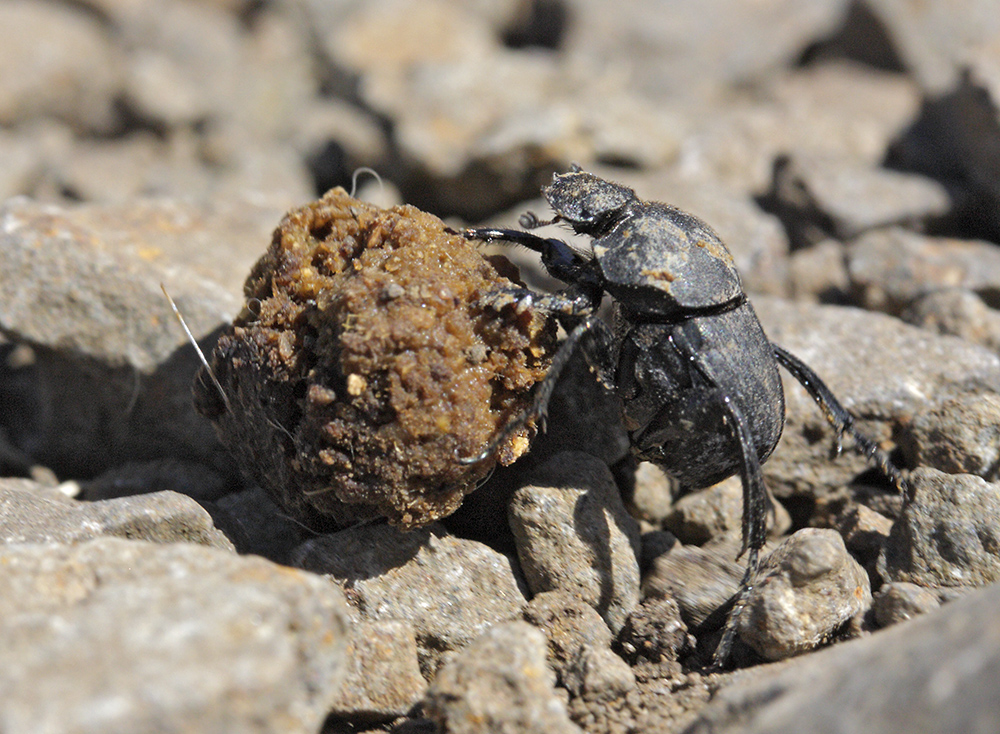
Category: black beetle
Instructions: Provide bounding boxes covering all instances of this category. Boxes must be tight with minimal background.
[460,167,905,666]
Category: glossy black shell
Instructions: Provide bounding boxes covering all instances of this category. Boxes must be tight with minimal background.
[543,172,742,315]
[612,299,785,490]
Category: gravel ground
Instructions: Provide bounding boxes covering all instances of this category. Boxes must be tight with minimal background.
[3,1,1000,733]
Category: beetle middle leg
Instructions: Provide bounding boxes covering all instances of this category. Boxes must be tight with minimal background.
[664,329,772,667]
[457,313,616,465]
[707,389,772,668]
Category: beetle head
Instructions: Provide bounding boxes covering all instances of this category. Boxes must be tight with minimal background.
[543,170,636,236]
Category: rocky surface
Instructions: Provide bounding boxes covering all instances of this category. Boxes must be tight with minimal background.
[755,297,1000,501]
[879,468,1000,587]
[5,0,1000,732]
[685,580,1000,734]
[292,522,529,675]
[737,529,871,661]
[642,541,746,630]
[0,479,233,550]
[508,451,642,634]
[872,581,941,628]
[326,620,427,724]
[522,590,636,701]
[424,621,583,734]
[0,537,351,734]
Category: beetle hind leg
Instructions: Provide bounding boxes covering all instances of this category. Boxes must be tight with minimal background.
[772,344,907,496]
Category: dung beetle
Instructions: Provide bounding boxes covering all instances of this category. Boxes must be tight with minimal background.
[460,167,906,667]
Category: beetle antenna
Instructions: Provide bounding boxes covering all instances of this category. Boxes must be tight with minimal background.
[519,211,560,229]
[160,284,231,414]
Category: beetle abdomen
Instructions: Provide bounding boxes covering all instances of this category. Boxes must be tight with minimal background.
[617,301,784,489]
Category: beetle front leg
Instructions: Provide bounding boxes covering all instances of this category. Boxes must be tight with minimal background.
[476,286,595,320]
[772,344,908,497]
[461,226,604,297]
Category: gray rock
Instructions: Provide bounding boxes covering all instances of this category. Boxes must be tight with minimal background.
[618,596,691,666]
[873,581,941,628]
[509,451,642,633]
[628,461,674,527]
[327,619,427,724]
[0,128,43,201]
[789,238,851,302]
[738,528,871,661]
[124,49,207,127]
[0,537,350,734]
[306,0,520,88]
[674,62,920,195]
[521,590,633,700]
[0,480,234,551]
[847,228,1000,315]
[561,0,845,103]
[308,0,684,218]
[52,129,311,209]
[902,288,1000,355]
[121,1,308,140]
[665,475,791,547]
[571,645,636,704]
[879,468,1000,587]
[310,1,556,216]
[839,503,894,560]
[0,1,122,131]
[901,394,1000,479]
[6,195,285,303]
[754,297,1000,500]
[685,577,1000,734]
[39,131,205,204]
[523,590,614,676]
[424,620,583,734]
[642,541,744,629]
[0,195,288,480]
[292,522,528,674]
[761,154,950,248]
[0,197,226,371]
[27,0,321,212]
[865,0,1000,94]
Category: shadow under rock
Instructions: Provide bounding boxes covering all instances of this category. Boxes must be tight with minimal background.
[0,324,239,485]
